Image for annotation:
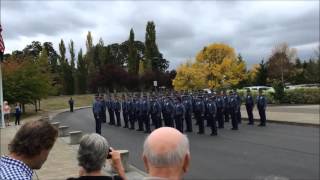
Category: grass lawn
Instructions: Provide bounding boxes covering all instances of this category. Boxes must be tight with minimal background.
[25,94,94,113]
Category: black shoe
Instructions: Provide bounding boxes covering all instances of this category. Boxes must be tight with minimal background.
[144,130,151,133]
[210,133,217,136]
[258,124,266,127]
[247,123,253,125]
[197,132,204,134]
[231,128,238,130]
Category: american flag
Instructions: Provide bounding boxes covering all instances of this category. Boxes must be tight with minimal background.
[0,24,4,61]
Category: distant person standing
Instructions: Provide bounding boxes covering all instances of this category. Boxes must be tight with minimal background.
[14,102,22,125]
[3,101,11,126]
[245,89,255,125]
[92,95,102,134]
[68,97,74,112]
[257,89,267,126]
[228,91,238,130]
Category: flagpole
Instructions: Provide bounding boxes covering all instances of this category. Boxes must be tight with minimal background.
[0,62,4,128]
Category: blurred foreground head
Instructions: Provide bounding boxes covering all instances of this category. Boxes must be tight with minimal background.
[9,119,58,169]
[143,127,190,180]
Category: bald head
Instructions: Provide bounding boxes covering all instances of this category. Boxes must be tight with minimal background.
[143,127,190,167]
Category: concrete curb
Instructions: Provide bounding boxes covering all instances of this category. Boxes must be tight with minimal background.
[241,117,319,127]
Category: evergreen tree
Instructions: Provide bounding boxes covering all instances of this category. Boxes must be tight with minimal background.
[128,28,138,74]
[77,48,87,94]
[144,21,169,72]
[255,59,268,86]
[138,60,145,76]
[68,40,76,94]
[59,39,74,95]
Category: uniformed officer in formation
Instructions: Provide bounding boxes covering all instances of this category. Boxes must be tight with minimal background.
[183,95,193,132]
[114,96,122,127]
[141,95,151,133]
[100,95,107,123]
[228,91,239,130]
[257,89,267,126]
[106,95,115,125]
[150,96,162,129]
[92,95,103,134]
[194,96,205,134]
[245,89,254,125]
[206,95,218,136]
[216,91,224,129]
[173,96,185,133]
[92,89,268,136]
[128,95,136,130]
[122,95,129,128]
[223,90,230,123]
[163,97,174,127]
[234,90,242,124]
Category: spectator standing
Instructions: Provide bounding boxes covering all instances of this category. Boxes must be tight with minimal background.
[3,101,11,126]
[69,97,74,112]
[67,133,126,180]
[0,119,58,180]
[14,102,21,125]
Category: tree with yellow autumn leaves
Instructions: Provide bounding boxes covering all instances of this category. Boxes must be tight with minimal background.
[173,43,247,91]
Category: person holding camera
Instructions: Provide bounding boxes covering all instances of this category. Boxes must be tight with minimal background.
[67,133,127,180]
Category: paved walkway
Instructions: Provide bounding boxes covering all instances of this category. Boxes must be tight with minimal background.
[240,105,319,125]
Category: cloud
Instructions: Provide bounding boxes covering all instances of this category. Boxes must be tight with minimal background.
[1,1,319,69]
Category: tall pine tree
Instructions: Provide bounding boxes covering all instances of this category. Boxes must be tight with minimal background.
[77,48,87,94]
[68,40,76,94]
[144,21,168,72]
[128,28,138,74]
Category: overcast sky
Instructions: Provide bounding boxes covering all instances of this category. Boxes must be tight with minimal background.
[1,0,319,69]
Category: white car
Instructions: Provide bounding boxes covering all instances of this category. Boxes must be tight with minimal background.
[244,86,275,92]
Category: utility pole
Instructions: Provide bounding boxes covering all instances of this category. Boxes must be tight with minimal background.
[0,63,5,128]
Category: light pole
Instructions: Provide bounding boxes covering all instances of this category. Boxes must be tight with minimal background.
[0,62,4,128]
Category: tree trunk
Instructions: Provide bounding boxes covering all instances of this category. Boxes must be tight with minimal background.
[34,100,37,112]
[22,103,25,114]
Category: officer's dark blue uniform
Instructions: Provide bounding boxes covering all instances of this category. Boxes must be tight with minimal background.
[100,96,107,123]
[216,94,224,128]
[136,98,144,131]
[141,96,151,133]
[122,96,129,128]
[174,97,185,133]
[245,90,254,125]
[229,92,238,130]
[128,97,136,130]
[163,98,174,127]
[206,96,217,136]
[92,96,102,134]
[234,91,242,124]
[194,96,205,134]
[106,97,115,125]
[114,98,122,127]
[203,95,210,127]
[150,97,162,129]
[183,95,193,132]
[223,91,230,122]
[257,90,267,126]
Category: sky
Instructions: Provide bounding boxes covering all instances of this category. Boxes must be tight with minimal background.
[1,0,319,69]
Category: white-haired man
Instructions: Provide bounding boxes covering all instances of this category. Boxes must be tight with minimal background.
[142,127,190,180]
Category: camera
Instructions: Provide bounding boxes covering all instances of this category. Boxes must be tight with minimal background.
[107,148,112,159]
